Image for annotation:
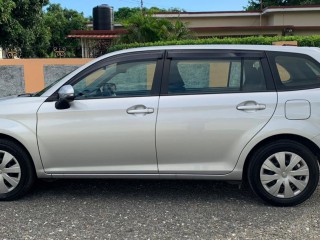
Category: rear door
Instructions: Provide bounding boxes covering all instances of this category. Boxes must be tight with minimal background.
[156,50,277,174]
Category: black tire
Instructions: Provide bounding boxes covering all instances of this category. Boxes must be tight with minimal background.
[248,140,319,206]
[0,139,35,201]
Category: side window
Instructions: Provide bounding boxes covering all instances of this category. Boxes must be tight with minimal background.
[73,60,157,99]
[270,53,320,89]
[167,58,266,94]
[242,59,267,91]
[276,63,290,82]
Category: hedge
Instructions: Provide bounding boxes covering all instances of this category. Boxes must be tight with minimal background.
[108,35,320,52]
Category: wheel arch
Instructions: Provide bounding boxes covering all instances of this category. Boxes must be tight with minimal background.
[0,133,37,176]
[242,134,320,181]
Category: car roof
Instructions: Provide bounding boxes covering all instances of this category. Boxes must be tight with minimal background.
[107,44,320,56]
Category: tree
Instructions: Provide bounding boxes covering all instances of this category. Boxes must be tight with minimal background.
[0,0,15,25]
[246,0,320,10]
[114,7,186,22]
[0,0,51,57]
[44,4,88,57]
[166,19,193,41]
[119,13,193,44]
[114,7,141,22]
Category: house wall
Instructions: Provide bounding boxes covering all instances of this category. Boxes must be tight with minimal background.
[165,10,320,28]
[268,11,320,26]
[178,16,264,28]
[195,29,282,37]
[159,9,320,37]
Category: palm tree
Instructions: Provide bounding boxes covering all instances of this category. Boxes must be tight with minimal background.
[120,12,194,44]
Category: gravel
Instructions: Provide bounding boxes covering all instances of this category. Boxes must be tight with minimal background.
[0,179,319,240]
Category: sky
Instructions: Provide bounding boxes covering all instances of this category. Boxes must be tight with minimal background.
[49,0,250,17]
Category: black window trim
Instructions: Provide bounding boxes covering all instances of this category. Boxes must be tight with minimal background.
[161,50,275,96]
[266,51,320,91]
[45,50,165,102]
[167,50,265,59]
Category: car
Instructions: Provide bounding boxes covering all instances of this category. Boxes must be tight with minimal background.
[1,45,320,206]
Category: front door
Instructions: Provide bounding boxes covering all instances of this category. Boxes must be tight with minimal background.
[37,51,164,174]
[156,50,278,174]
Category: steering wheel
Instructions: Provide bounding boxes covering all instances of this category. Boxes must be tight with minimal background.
[102,83,117,96]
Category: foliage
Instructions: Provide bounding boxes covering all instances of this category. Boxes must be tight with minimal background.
[245,0,320,10]
[114,7,141,22]
[166,20,193,41]
[108,35,320,52]
[44,4,87,57]
[119,12,193,44]
[114,7,185,22]
[0,0,51,57]
[0,0,15,25]
[0,1,87,57]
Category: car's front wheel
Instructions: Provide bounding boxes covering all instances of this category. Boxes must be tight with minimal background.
[248,140,319,206]
[0,139,35,200]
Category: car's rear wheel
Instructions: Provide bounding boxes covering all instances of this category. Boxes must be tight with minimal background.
[0,139,35,200]
[248,140,319,206]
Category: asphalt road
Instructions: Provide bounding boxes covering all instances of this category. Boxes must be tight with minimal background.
[0,179,319,240]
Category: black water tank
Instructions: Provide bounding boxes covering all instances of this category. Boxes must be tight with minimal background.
[93,4,112,30]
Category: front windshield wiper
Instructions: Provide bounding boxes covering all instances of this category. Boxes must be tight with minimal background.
[18,93,34,97]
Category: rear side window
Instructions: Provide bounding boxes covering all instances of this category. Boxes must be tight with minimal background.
[167,58,267,94]
[268,52,320,90]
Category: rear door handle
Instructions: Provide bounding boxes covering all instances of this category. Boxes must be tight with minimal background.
[127,105,154,115]
[237,101,266,111]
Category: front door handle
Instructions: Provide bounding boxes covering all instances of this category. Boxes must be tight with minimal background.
[127,105,154,115]
[237,101,266,111]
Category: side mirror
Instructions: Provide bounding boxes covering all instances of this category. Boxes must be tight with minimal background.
[55,85,75,110]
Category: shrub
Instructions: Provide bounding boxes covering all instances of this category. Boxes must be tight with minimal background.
[108,35,320,53]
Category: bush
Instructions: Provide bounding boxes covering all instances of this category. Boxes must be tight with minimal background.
[108,35,320,53]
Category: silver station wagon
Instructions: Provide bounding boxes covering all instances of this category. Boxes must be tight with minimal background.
[1,45,320,206]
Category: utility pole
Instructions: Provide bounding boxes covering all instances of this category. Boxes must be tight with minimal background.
[260,0,263,27]
[140,0,144,12]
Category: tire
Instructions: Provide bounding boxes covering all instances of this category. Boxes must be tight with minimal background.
[248,140,319,206]
[0,139,35,201]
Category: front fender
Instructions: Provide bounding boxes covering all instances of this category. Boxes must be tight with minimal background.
[0,96,50,178]
[0,118,48,178]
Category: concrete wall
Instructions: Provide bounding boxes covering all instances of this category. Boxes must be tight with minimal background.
[0,66,25,97]
[44,65,80,86]
[0,59,92,97]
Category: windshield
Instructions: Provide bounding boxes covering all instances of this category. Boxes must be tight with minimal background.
[33,68,81,97]
[33,79,61,97]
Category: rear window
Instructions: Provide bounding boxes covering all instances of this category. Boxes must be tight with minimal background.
[268,52,320,90]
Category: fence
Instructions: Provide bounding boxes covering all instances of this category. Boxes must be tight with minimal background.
[0,58,92,97]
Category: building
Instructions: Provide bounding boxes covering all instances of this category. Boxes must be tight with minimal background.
[67,29,127,58]
[153,5,320,38]
[68,5,320,57]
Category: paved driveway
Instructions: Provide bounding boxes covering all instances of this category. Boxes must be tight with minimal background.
[0,180,319,239]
